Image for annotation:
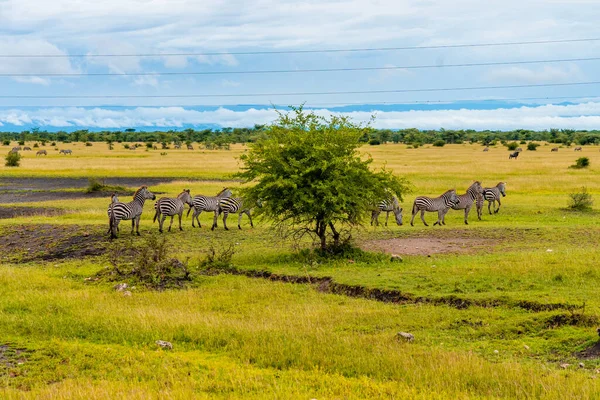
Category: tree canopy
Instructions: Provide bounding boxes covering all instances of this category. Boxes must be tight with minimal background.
[237,107,409,251]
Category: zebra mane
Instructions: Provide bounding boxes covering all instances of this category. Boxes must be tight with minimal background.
[133,186,147,197]
[216,187,231,197]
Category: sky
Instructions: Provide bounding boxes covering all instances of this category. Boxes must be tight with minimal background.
[1,0,600,131]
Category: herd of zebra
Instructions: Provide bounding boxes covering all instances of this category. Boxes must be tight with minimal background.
[107,186,255,238]
[371,181,506,227]
[107,181,507,239]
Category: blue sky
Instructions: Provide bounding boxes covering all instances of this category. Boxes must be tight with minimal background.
[1,0,600,130]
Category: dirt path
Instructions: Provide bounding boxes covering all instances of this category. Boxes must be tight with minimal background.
[361,237,490,256]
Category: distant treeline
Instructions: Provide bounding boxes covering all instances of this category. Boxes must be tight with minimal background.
[1,126,599,147]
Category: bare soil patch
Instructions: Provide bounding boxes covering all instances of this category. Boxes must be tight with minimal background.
[0,224,109,262]
[361,237,490,256]
[578,342,600,359]
[0,206,66,219]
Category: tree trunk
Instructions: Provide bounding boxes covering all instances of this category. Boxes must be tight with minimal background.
[328,222,340,247]
[316,219,327,250]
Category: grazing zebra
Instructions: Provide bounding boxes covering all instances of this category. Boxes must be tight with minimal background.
[475,192,484,220]
[108,186,156,239]
[174,144,181,149]
[10,147,19,153]
[187,144,194,150]
[371,196,403,226]
[36,150,47,156]
[451,181,484,225]
[187,187,232,228]
[551,147,558,152]
[574,146,583,151]
[153,189,194,233]
[59,149,72,155]
[509,151,519,159]
[483,147,489,152]
[516,147,523,152]
[482,182,506,215]
[214,197,258,230]
[410,189,460,227]
[23,146,32,151]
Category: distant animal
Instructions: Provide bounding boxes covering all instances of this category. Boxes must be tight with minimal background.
[153,189,194,233]
[188,188,233,228]
[371,196,403,226]
[187,144,194,150]
[9,147,19,153]
[23,146,32,151]
[215,197,259,230]
[12,146,21,151]
[108,186,156,239]
[36,150,47,156]
[551,147,558,152]
[482,182,506,215]
[174,144,181,149]
[516,147,523,152]
[475,192,484,221]
[483,147,489,152]
[153,145,158,150]
[59,149,72,155]
[410,189,460,227]
[129,146,136,150]
[451,181,484,225]
[574,146,582,151]
[509,151,519,159]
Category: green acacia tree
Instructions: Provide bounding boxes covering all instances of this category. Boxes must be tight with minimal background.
[237,107,409,251]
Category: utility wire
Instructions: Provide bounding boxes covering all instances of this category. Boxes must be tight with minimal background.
[2,56,599,77]
[1,81,600,99]
[0,38,599,58]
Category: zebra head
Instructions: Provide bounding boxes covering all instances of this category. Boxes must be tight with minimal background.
[468,181,483,196]
[447,189,460,206]
[497,182,506,197]
[135,186,156,201]
[394,207,403,226]
[178,189,193,206]
[110,192,119,203]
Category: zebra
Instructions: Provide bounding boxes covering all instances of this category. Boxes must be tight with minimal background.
[509,151,519,159]
[482,182,506,215]
[10,147,19,153]
[574,146,583,151]
[108,186,156,239]
[106,192,120,234]
[36,150,47,156]
[516,147,523,152]
[187,187,232,228]
[187,144,194,150]
[551,147,558,152]
[59,149,72,155]
[23,146,32,151]
[371,196,403,226]
[174,144,181,149]
[475,191,484,221]
[214,197,259,230]
[153,189,194,233]
[483,147,489,152]
[410,189,460,227]
[451,181,483,225]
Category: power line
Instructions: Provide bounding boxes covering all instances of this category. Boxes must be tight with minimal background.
[3,95,600,108]
[2,56,599,77]
[1,38,599,58]
[1,81,600,99]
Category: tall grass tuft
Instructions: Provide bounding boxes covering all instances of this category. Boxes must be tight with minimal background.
[569,157,590,169]
[568,187,593,211]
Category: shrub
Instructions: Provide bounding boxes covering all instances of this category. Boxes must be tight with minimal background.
[433,139,446,147]
[146,142,154,149]
[86,178,127,193]
[570,157,590,169]
[51,142,56,146]
[520,140,527,144]
[368,139,381,145]
[200,242,236,271]
[568,187,593,211]
[17,140,25,146]
[527,143,539,151]
[123,143,130,149]
[33,143,39,148]
[2,140,10,146]
[5,151,21,167]
[85,142,93,147]
[506,142,519,151]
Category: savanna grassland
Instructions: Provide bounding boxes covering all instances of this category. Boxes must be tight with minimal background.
[1,141,600,399]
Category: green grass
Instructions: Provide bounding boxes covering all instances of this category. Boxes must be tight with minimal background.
[1,142,600,398]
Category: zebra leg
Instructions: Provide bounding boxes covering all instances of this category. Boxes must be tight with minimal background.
[195,209,203,228]
[385,211,390,226]
[223,212,230,230]
[131,219,136,235]
[178,212,183,231]
[238,212,243,229]
[410,208,416,227]
[370,210,377,226]
[211,210,219,231]
[488,200,493,215]
[420,210,429,226]
[433,210,443,226]
[168,215,175,232]
[464,205,471,225]
[246,210,254,228]
[495,198,501,214]
[135,217,141,236]
[159,214,166,233]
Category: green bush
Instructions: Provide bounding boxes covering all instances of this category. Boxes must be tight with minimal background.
[433,140,446,147]
[146,142,154,149]
[33,143,39,148]
[17,140,25,146]
[568,187,593,211]
[2,140,10,146]
[506,142,519,151]
[368,139,381,145]
[527,143,539,151]
[85,142,93,147]
[570,157,590,169]
[123,143,130,149]
[5,151,21,167]
[520,140,527,144]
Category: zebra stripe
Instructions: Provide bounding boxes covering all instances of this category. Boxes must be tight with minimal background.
[410,189,460,227]
[371,196,403,226]
[153,189,193,233]
[108,186,156,238]
[188,187,232,228]
[482,182,506,215]
[451,181,483,225]
[214,197,256,230]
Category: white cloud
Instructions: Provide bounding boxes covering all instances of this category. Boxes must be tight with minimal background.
[486,65,584,84]
[3,102,600,130]
[222,79,241,87]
